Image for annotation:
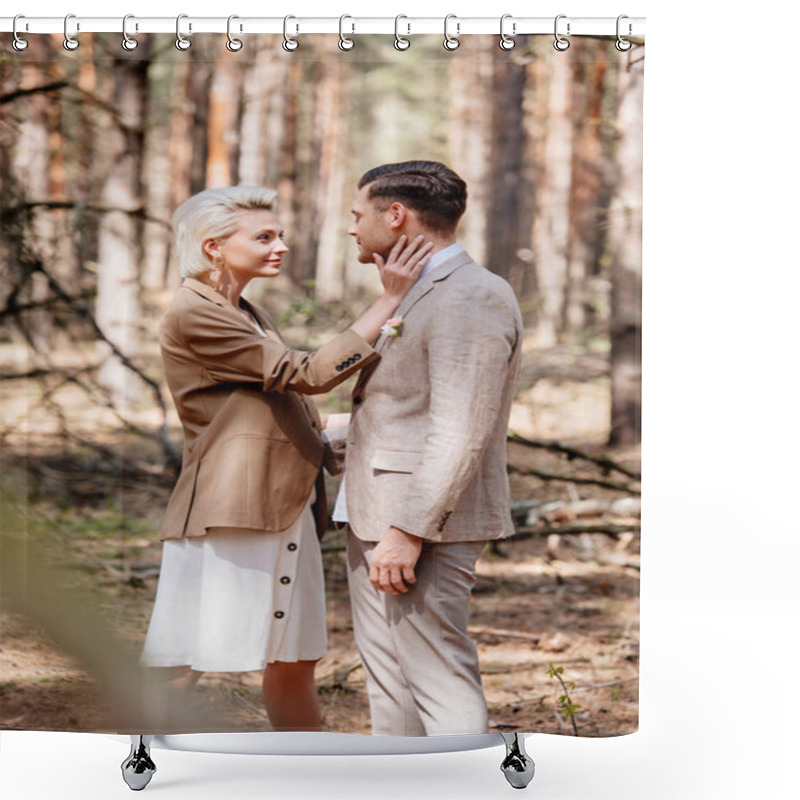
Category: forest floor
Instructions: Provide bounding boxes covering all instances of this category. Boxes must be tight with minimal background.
[1,332,640,739]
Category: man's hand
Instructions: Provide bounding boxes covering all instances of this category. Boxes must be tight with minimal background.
[369,527,423,595]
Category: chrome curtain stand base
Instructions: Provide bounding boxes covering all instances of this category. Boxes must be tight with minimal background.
[119,732,534,790]
[121,735,156,791]
[500,733,535,789]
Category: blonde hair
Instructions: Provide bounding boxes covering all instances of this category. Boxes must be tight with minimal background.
[172,186,279,278]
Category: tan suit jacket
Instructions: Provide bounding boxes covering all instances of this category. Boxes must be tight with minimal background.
[345,251,522,543]
[159,279,378,540]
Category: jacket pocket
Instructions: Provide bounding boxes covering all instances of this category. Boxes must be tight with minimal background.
[369,449,422,473]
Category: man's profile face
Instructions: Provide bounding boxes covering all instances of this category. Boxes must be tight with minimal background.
[348,185,398,265]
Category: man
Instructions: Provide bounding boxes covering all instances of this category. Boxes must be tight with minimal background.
[334,161,523,736]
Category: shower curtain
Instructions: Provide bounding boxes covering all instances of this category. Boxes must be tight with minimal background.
[0,28,642,741]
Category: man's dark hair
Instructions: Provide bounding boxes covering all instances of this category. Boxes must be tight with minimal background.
[358,161,467,233]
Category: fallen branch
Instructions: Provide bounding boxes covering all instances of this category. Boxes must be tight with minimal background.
[507,432,640,480]
[1,81,69,105]
[507,463,639,494]
[316,657,363,689]
[514,522,640,537]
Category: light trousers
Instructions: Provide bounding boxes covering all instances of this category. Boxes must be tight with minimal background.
[346,530,489,736]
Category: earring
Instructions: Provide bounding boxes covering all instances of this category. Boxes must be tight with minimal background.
[209,254,224,285]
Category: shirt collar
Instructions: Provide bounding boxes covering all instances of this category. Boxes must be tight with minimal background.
[419,242,463,281]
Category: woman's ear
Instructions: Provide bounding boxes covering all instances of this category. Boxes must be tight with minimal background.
[201,237,221,262]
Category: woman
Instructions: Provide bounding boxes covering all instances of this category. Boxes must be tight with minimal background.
[141,186,431,731]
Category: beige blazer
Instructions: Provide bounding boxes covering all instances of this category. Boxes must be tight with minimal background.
[345,251,523,543]
[159,279,378,540]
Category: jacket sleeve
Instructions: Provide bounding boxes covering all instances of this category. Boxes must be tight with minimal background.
[179,299,379,395]
[389,284,520,539]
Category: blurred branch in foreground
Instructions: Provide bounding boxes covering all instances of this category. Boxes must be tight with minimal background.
[0,474,216,734]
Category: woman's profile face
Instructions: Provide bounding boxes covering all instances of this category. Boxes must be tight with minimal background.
[208,209,288,283]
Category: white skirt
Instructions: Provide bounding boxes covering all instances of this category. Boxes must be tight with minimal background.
[140,500,327,672]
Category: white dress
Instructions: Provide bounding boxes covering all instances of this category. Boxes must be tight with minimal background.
[140,498,327,672]
[141,316,327,672]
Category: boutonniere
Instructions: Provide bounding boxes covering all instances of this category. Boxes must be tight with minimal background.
[380,316,404,338]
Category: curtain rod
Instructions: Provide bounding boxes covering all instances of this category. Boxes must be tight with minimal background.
[2,16,646,38]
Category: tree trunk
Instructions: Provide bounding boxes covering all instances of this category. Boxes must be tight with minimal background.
[608,48,643,447]
[314,59,348,304]
[206,53,239,187]
[448,40,492,267]
[531,47,574,347]
[566,43,608,334]
[10,36,55,360]
[95,51,147,413]
[142,59,177,291]
[487,41,530,294]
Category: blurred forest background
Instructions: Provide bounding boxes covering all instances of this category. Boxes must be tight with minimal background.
[1,34,642,736]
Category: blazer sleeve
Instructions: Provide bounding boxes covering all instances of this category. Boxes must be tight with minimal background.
[178,299,379,395]
[390,283,520,539]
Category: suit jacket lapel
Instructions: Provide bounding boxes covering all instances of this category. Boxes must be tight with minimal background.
[354,251,473,398]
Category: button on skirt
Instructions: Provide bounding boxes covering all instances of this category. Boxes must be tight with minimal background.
[140,500,327,672]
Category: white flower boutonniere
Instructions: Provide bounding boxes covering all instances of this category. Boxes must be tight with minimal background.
[380,316,404,338]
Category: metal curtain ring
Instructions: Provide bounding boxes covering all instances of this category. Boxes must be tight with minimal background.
[394,15,410,51]
[553,14,570,51]
[227,15,243,51]
[615,14,632,51]
[339,15,355,51]
[175,14,191,50]
[121,15,138,51]
[499,14,515,50]
[12,15,29,51]
[63,14,79,51]
[443,14,460,51]
[283,15,299,51]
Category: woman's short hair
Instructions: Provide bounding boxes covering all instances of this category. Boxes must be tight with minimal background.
[172,186,278,278]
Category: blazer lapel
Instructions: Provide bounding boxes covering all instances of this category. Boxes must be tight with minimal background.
[354,251,473,398]
[372,251,472,354]
[183,279,282,342]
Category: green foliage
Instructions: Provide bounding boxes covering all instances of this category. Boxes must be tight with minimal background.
[546,663,582,736]
[278,280,319,324]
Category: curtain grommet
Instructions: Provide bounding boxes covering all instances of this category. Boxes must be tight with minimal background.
[226,15,243,52]
[615,15,633,51]
[121,14,138,51]
[283,15,299,51]
[394,15,411,51]
[12,15,29,51]
[63,13,80,51]
[338,14,355,51]
[553,14,570,51]
[443,14,460,51]
[175,14,191,50]
[499,14,516,51]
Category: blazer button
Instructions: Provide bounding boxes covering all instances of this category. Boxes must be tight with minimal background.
[287,543,298,551]
[274,611,285,619]
[353,396,363,405]
[354,353,362,361]
[280,576,291,585]
[335,365,343,372]
[311,421,317,428]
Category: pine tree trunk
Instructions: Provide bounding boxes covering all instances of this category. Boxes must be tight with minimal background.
[531,46,574,347]
[95,52,147,413]
[608,49,643,447]
[314,60,348,304]
[487,41,529,293]
[448,40,492,267]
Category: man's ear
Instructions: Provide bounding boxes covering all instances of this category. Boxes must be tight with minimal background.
[387,202,409,231]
